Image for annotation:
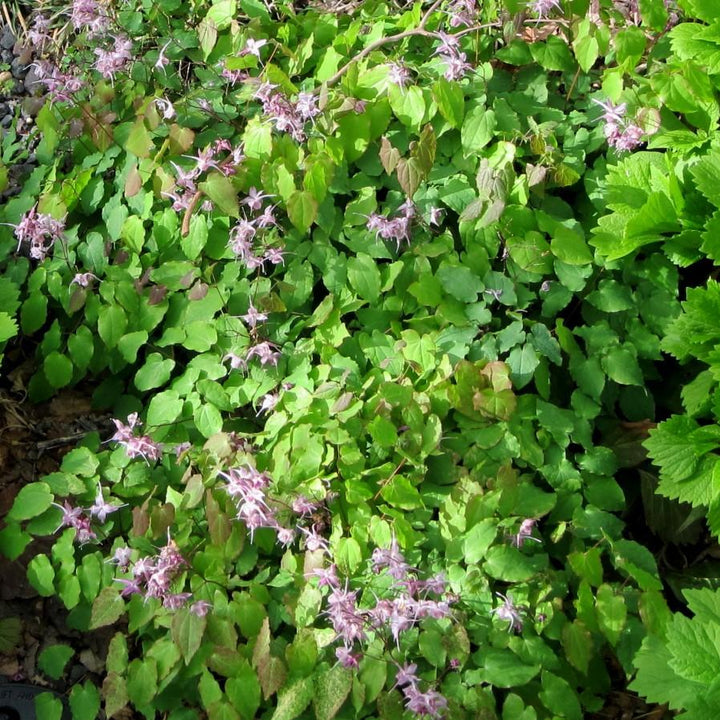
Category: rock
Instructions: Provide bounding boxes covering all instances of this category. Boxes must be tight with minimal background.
[0,28,15,50]
[24,65,42,94]
[10,58,28,79]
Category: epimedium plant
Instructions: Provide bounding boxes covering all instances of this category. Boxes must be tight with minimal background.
[0,0,702,719]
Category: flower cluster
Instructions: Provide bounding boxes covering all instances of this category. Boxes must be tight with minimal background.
[110,413,163,462]
[387,62,412,90]
[434,32,472,81]
[113,534,202,612]
[446,0,479,27]
[71,0,110,35]
[13,205,65,262]
[30,61,85,105]
[395,664,448,719]
[255,83,320,142]
[313,538,454,665]
[52,483,125,545]
[594,98,645,152]
[93,35,133,82]
[227,188,284,271]
[366,199,418,251]
[219,465,327,548]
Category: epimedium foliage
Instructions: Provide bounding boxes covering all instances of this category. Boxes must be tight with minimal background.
[0,0,709,719]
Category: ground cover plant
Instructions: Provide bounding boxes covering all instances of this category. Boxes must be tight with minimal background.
[1,0,720,718]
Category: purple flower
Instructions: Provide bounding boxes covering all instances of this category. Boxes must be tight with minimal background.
[395,663,419,689]
[246,341,280,367]
[242,38,267,58]
[108,546,132,572]
[388,62,412,89]
[403,685,448,719]
[510,518,542,548]
[115,578,143,598]
[89,483,126,524]
[325,584,367,645]
[256,392,279,415]
[309,564,340,589]
[336,646,361,669]
[371,538,411,581]
[13,205,65,261]
[241,303,268,328]
[71,0,110,35]
[529,0,562,17]
[491,593,524,633]
[70,272,98,288]
[593,98,645,152]
[110,414,162,462]
[190,600,212,617]
[163,592,192,610]
[242,187,274,212]
[155,98,176,120]
[94,36,133,82]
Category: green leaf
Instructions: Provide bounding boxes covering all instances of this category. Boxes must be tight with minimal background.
[226,662,261,720]
[68,326,95,369]
[44,351,74,388]
[596,584,627,645]
[39,644,74,680]
[484,545,545,582]
[147,390,184,426]
[602,347,643,386]
[134,352,175,391]
[639,0,668,28]
[120,215,145,254]
[287,190,317,234]
[127,658,158,708]
[124,120,153,158]
[550,229,593,265]
[562,621,592,675]
[117,331,148,364]
[507,344,539,390]
[568,548,603,587]
[482,648,540,688]
[388,85,426,129]
[200,173,240,217]
[35,693,63,720]
[530,36,576,71]
[271,676,314,720]
[0,312,18,343]
[540,671,582,720]
[347,253,381,303]
[69,681,101,720]
[574,33,599,73]
[0,523,31,560]
[90,587,125,629]
[98,305,128,349]
[432,77,464,128]
[27,555,55,597]
[194,403,223,438]
[461,105,497,155]
[313,665,353,720]
[7,482,52,521]
[172,607,207,663]
[21,293,48,334]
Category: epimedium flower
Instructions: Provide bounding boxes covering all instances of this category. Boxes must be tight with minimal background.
[593,98,645,152]
[70,272,99,288]
[509,518,542,548]
[93,35,133,82]
[491,593,524,633]
[71,0,110,35]
[89,482,127,524]
[12,205,65,262]
[110,414,163,463]
[387,61,412,90]
[241,38,268,58]
[529,0,563,16]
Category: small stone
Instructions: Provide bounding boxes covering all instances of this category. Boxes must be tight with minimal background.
[24,65,43,94]
[0,28,15,50]
[10,57,28,79]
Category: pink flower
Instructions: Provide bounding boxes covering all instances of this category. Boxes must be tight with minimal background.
[388,62,412,89]
[190,600,212,617]
[336,646,361,669]
[94,36,133,82]
[89,483,126,523]
[510,518,542,548]
[242,38,267,58]
[529,0,562,17]
[71,272,98,288]
[241,303,268,328]
[13,205,65,261]
[491,593,524,632]
[242,187,274,212]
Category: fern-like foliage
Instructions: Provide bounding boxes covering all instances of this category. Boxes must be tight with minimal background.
[631,588,720,719]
